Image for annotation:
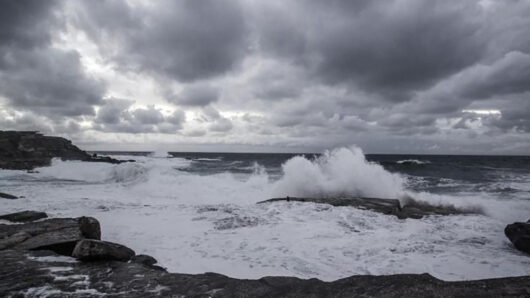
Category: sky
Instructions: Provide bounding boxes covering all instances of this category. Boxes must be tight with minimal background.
[1,0,529,154]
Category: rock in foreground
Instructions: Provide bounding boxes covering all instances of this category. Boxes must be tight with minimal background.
[0,130,131,170]
[0,210,48,222]
[72,239,135,262]
[258,197,470,219]
[1,249,529,297]
[505,220,530,254]
[0,192,18,199]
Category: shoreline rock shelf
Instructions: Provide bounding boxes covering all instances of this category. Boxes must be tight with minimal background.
[1,211,529,297]
[0,130,133,170]
[258,196,470,219]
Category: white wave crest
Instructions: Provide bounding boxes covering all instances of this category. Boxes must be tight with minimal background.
[273,146,406,199]
[396,159,430,165]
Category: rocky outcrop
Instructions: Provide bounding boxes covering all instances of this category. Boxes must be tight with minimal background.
[0,192,18,199]
[258,197,470,219]
[505,220,530,254]
[0,215,100,252]
[0,211,48,222]
[0,131,132,170]
[72,239,135,262]
[1,212,529,297]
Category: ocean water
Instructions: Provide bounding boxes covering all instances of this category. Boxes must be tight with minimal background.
[1,146,529,281]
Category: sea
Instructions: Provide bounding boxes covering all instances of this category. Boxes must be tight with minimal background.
[1,146,529,281]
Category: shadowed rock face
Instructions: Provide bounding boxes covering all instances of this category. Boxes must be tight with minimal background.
[0,192,18,199]
[505,221,530,254]
[258,197,470,219]
[0,131,130,170]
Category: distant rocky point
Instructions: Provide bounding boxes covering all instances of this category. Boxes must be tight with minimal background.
[0,131,133,170]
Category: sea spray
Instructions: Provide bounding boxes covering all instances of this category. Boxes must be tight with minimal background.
[273,146,406,200]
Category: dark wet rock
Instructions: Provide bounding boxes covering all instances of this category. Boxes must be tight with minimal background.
[257,197,470,219]
[0,192,18,199]
[133,254,158,266]
[78,216,101,240]
[0,216,100,252]
[505,221,530,254]
[0,211,48,223]
[0,130,133,170]
[1,249,529,297]
[72,239,135,262]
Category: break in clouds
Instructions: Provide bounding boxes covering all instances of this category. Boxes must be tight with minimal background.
[0,0,529,154]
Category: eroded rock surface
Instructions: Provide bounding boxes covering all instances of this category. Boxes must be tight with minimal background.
[258,197,470,219]
[1,249,529,297]
[0,216,100,252]
[72,239,135,262]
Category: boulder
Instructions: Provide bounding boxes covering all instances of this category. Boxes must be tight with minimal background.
[72,239,135,262]
[0,216,101,254]
[0,192,18,200]
[505,221,530,254]
[133,254,158,266]
[0,211,48,222]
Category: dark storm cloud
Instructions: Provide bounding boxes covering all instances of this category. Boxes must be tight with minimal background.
[253,0,485,98]
[0,0,105,118]
[75,0,249,82]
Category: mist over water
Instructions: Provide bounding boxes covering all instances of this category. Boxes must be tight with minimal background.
[1,146,530,281]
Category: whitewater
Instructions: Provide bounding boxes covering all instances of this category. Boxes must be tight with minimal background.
[1,146,529,281]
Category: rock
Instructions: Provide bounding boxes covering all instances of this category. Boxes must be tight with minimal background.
[78,216,101,240]
[1,249,530,297]
[72,239,135,262]
[0,192,18,200]
[505,221,530,254]
[0,216,101,254]
[257,197,470,219]
[0,211,48,222]
[133,254,158,266]
[0,130,133,170]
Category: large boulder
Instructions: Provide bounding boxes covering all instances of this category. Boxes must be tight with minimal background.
[505,221,530,254]
[72,239,135,262]
[0,216,101,253]
[0,211,48,223]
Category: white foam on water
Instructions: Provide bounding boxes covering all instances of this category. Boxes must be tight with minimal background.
[1,145,529,282]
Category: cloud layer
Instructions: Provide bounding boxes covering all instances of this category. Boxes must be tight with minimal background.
[0,0,529,153]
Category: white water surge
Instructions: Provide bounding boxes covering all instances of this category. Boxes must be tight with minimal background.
[1,146,529,281]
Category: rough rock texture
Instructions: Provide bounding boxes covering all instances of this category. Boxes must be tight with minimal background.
[0,214,528,297]
[0,192,18,199]
[258,197,469,219]
[72,239,135,262]
[505,221,530,254]
[0,130,131,170]
[0,216,100,252]
[0,210,48,222]
[0,249,529,297]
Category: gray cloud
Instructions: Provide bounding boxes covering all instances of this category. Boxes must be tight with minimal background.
[0,0,105,118]
[166,83,219,107]
[75,0,249,82]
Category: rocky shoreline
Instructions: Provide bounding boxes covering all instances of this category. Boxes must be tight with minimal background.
[0,209,528,297]
[0,131,132,170]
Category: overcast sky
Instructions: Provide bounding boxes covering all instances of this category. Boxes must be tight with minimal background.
[1,0,529,154]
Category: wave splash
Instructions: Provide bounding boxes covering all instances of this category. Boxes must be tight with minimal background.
[273,146,406,200]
